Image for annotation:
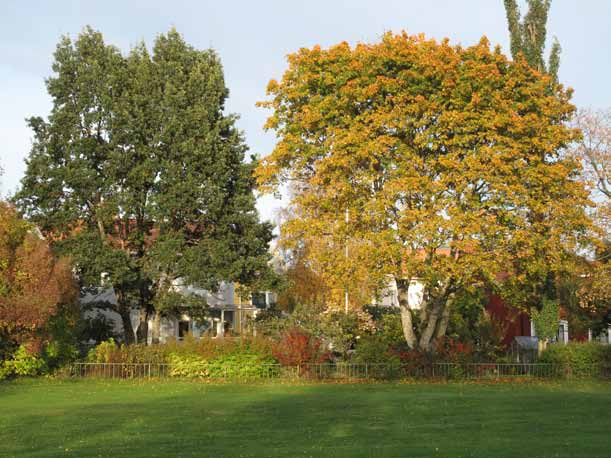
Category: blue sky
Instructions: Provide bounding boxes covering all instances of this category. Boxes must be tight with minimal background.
[1,0,609,222]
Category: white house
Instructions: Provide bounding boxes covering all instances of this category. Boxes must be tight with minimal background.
[81,281,276,343]
[370,276,424,309]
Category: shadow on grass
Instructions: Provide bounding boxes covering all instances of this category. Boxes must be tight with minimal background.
[1,381,610,458]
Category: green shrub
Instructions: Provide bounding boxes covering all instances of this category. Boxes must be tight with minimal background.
[353,335,401,366]
[531,299,560,341]
[376,313,407,349]
[87,336,276,365]
[351,336,400,378]
[87,338,119,363]
[43,339,79,370]
[168,353,277,379]
[0,364,9,381]
[1,345,46,379]
[79,315,120,343]
[539,342,611,378]
[85,337,278,379]
[168,354,210,377]
[42,303,81,370]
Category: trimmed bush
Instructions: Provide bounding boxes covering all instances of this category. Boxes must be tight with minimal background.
[168,353,277,379]
[85,337,278,379]
[539,342,611,378]
[167,354,210,378]
[86,336,275,365]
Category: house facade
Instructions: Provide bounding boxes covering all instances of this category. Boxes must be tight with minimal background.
[81,282,276,343]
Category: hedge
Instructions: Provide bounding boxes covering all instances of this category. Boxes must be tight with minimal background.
[539,342,611,378]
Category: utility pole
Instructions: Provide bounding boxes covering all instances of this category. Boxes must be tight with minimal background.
[345,207,349,314]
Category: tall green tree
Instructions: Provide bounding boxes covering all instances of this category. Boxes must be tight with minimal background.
[256,33,592,350]
[503,0,561,80]
[15,27,274,343]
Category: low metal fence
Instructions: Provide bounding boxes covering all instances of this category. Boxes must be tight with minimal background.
[70,362,172,379]
[69,362,611,381]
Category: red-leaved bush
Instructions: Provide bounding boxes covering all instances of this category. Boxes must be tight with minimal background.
[433,337,474,363]
[0,203,78,353]
[272,328,330,367]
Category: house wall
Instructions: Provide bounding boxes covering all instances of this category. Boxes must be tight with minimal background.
[371,277,424,309]
[80,282,275,343]
[172,281,236,306]
[486,294,531,346]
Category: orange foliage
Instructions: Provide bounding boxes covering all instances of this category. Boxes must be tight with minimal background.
[256,31,595,348]
[0,203,77,345]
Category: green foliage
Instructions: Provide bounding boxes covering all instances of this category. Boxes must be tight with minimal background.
[318,311,362,357]
[86,336,277,378]
[0,329,18,365]
[86,336,276,366]
[79,314,120,344]
[255,305,373,359]
[1,345,46,379]
[14,27,275,343]
[254,304,317,337]
[353,336,400,366]
[87,339,120,363]
[531,298,560,341]
[449,300,507,361]
[352,333,402,379]
[352,310,405,370]
[42,303,81,370]
[375,311,410,349]
[539,342,611,378]
[472,312,507,360]
[168,353,276,379]
[503,0,560,80]
[42,340,78,371]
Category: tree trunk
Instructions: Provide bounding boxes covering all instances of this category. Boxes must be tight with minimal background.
[419,301,442,351]
[434,302,451,340]
[115,289,135,344]
[151,310,161,344]
[396,279,417,349]
[118,309,135,345]
[136,308,150,344]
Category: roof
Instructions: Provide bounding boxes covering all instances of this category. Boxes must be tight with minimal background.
[513,336,539,350]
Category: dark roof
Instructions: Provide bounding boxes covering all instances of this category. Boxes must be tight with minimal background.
[513,336,539,350]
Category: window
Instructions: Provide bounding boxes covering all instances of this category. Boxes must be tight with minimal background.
[178,320,190,339]
[252,293,267,309]
[558,320,569,344]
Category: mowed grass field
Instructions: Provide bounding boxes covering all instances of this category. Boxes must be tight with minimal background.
[1,379,610,458]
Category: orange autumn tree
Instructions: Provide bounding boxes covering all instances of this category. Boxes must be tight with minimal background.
[0,202,77,353]
[275,191,379,312]
[256,32,593,351]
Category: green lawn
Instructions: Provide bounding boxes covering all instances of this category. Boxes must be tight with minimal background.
[1,379,610,458]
